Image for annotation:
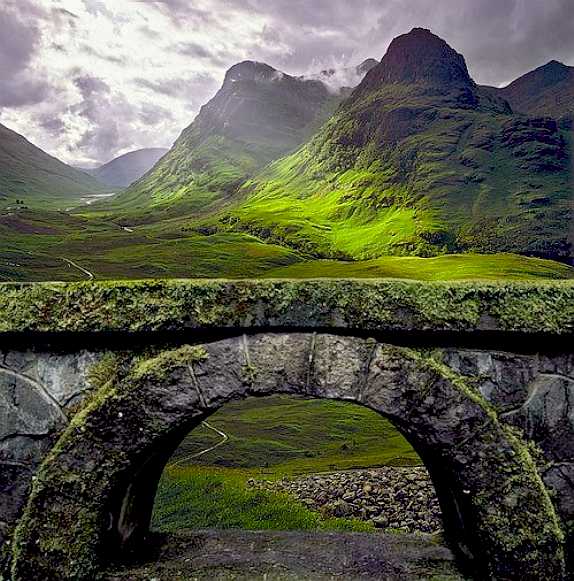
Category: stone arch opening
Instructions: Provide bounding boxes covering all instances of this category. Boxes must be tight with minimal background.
[151,393,439,538]
[9,333,565,580]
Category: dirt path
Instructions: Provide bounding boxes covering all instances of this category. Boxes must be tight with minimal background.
[105,529,467,580]
[60,257,95,280]
[170,422,229,467]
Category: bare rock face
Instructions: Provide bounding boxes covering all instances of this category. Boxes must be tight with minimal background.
[361,28,474,89]
[497,60,574,121]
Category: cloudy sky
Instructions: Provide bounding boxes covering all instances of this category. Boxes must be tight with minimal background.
[1,0,573,166]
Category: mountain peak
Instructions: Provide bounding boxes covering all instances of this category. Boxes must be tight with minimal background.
[356,58,379,76]
[224,61,284,84]
[367,28,473,87]
[534,60,572,81]
[545,60,569,70]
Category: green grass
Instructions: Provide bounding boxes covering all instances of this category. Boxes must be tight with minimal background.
[171,396,420,475]
[152,396,417,533]
[219,82,572,261]
[264,253,574,281]
[0,123,109,209]
[1,208,572,282]
[153,466,374,533]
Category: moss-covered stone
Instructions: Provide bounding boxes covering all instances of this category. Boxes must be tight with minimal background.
[8,334,567,580]
[0,279,573,335]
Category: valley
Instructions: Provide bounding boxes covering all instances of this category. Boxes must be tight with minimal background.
[1,5,574,579]
[1,30,571,285]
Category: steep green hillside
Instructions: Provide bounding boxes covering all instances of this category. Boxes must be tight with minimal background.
[171,396,418,474]
[0,123,107,207]
[221,29,571,261]
[111,62,344,220]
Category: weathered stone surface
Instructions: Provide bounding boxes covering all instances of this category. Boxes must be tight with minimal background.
[443,349,538,412]
[35,351,100,407]
[1,280,574,579]
[3,336,565,581]
[246,333,311,396]
[502,374,574,462]
[0,279,573,335]
[309,335,373,401]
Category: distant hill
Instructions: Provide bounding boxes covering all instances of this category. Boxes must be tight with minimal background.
[492,61,574,126]
[89,148,169,188]
[0,122,106,206]
[113,60,374,217]
[225,28,571,261]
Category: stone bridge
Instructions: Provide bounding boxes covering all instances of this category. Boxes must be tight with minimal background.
[1,279,574,580]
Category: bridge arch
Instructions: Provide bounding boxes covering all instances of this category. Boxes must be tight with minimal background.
[9,333,565,580]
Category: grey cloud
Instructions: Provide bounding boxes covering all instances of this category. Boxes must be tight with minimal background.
[140,104,173,126]
[0,2,40,81]
[0,78,51,108]
[77,123,120,156]
[73,75,111,99]
[154,0,574,84]
[0,1,51,107]
[2,0,573,165]
[38,115,66,136]
[172,42,224,63]
[147,0,214,26]
[80,44,127,65]
[135,74,219,102]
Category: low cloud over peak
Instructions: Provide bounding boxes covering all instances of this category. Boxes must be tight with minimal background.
[0,0,572,166]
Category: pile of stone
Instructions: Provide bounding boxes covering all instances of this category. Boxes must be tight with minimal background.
[249,466,442,534]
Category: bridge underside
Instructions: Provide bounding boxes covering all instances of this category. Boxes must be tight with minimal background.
[0,332,570,580]
[1,280,574,580]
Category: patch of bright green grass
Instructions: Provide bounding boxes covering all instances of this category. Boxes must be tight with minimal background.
[170,396,420,475]
[153,466,374,533]
[264,253,574,281]
[2,209,572,282]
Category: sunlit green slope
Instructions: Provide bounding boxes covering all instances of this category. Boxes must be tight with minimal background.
[110,61,344,221]
[221,29,572,262]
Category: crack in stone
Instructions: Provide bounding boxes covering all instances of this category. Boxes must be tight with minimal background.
[242,334,256,387]
[359,339,378,404]
[0,366,66,423]
[499,375,557,419]
[0,460,29,470]
[186,363,207,409]
[305,333,317,395]
[0,431,52,444]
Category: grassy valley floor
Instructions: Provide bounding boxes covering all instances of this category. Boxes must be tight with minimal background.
[1,207,572,282]
[152,396,419,534]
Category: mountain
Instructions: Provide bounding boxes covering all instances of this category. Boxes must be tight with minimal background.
[0,122,106,206]
[309,58,380,92]
[492,61,574,126]
[224,28,571,261]
[88,148,169,188]
[114,60,374,217]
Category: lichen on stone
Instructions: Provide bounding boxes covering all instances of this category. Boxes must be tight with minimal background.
[0,279,573,335]
[132,345,208,382]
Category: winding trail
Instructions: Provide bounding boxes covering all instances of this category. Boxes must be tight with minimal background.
[60,257,95,280]
[170,421,229,467]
